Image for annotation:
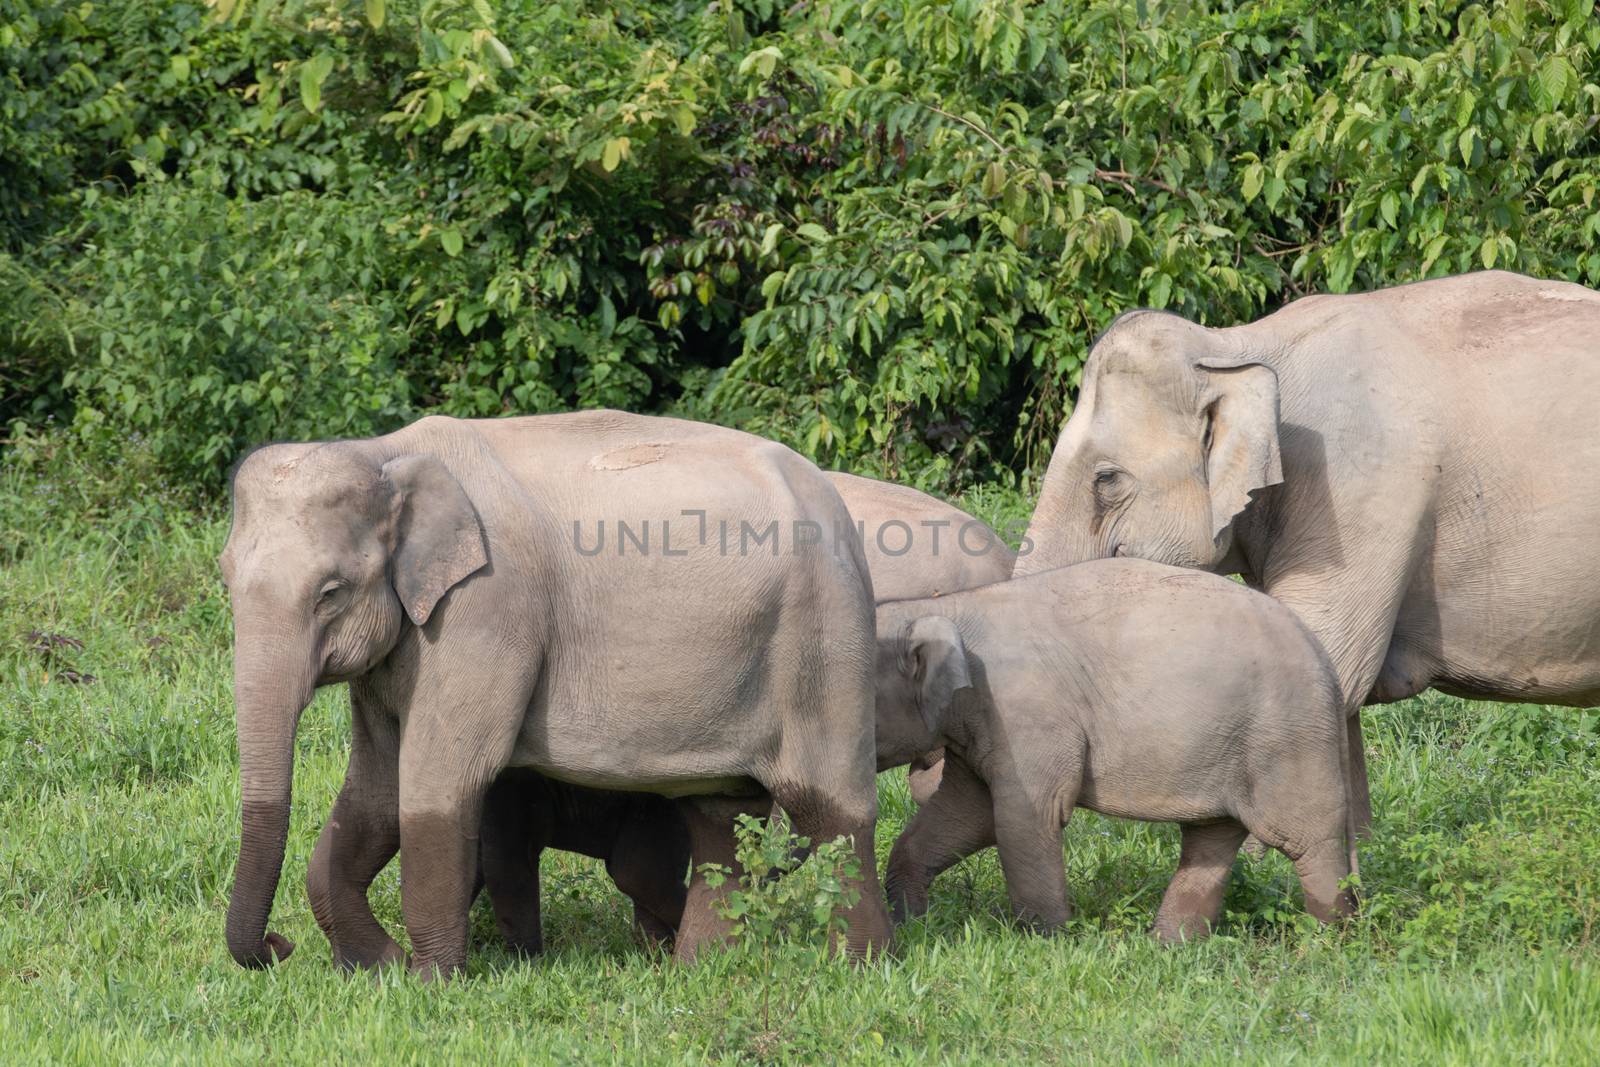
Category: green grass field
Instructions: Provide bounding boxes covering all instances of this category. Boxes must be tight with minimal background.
[2,463,1598,1065]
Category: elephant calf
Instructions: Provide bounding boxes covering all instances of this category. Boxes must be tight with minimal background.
[476,771,689,953]
[873,558,1358,942]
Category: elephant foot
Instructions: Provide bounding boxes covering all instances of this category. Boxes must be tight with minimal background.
[502,933,543,958]
[1150,914,1216,945]
[335,936,408,973]
[883,852,933,926]
[632,908,676,953]
[409,958,465,983]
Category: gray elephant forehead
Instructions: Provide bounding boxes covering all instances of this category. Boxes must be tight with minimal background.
[1090,310,1198,373]
[1085,311,1209,413]
[229,444,392,544]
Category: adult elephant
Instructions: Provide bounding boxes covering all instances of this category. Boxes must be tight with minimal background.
[1017,271,1600,833]
[219,411,891,977]
[825,473,1016,803]
[473,472,1016,957]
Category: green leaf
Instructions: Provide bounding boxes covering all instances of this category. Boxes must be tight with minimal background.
[982,162,1006,199]
[1241,162,1264,203]
[738,46,784,80]
[1380,191,1399,229]
[601,138,624,172]
[1420,233,1450,274]
[487,36,515,69]
[1068,185,1086,220]
[795,223,830,242]
[761,271,787,300]
[170,54,191,82]
[1535,55,1572,108]
[759,224,784,257]
[1480,235,1499,270]
[672,105,696,137]
[440,229,464,257]
[423,90,444,128]
[364,0,385,29]
[1148,272,1173,308]
[299,53,334,113]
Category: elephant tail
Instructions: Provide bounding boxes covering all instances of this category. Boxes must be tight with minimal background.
[1335,705,1360,885]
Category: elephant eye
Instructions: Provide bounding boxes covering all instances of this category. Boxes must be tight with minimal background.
[315,580,347,612]
[1093,468,1122,491]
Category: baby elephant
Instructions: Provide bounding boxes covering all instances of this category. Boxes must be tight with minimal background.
[874,558,1357,942]
[477,770,689,953]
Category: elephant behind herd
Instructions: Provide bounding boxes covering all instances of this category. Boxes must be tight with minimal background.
[1020,269,1600,835]
[217,269,1600,974]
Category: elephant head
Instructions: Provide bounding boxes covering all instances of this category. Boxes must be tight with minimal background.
[1021,310,1282,575]
[218,441,486,968]
[874,615,972,769]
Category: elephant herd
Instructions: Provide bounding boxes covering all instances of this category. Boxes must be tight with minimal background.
[218,269,1600,978]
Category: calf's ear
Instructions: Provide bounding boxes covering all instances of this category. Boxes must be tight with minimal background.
[905,615,972,734]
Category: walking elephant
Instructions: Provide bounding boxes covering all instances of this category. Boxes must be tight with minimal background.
[1017,270,1600,833]
[873,560,1356,940]
[470,472,1015,956]
[219,410,892,977]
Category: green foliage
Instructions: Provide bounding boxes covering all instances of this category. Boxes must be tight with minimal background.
[698,813,862,948]
[5,0,1600,491]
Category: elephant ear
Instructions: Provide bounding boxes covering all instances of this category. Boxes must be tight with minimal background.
[1195,356,1283,541]
[380,454,488,626]
[905,615,972,735]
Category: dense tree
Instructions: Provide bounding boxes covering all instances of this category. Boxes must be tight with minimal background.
[3,0,1597,490]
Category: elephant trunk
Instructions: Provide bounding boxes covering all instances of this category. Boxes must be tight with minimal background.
[225,623,317,969]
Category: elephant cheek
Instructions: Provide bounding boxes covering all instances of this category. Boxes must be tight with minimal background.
[327,597,403,677]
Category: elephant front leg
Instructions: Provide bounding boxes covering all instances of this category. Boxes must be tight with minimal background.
[398,805,485,979]
[396,714,522,980]
[306,699,406,971]
[991,778,1072,934]
[606,801,690,950]
[1345,712,1373,839]
[885,752,996,924]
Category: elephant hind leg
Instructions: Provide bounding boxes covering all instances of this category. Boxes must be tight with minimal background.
[1152,820,1248,944]
[672,795,772,964]
[766,779,893,959]
[1286,836,1357,924]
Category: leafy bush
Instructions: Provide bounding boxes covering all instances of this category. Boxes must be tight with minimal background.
[58,186,415,480]
[698,812,863,949]
[4,0,1599,491]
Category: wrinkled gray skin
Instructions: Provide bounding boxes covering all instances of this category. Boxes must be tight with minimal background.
[824,473,1016,803]
[474,472,1014,954]
[1020,271,1600,836]
[219,411,890,977]
[875,559,1357,941]
[478,771,689,953]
